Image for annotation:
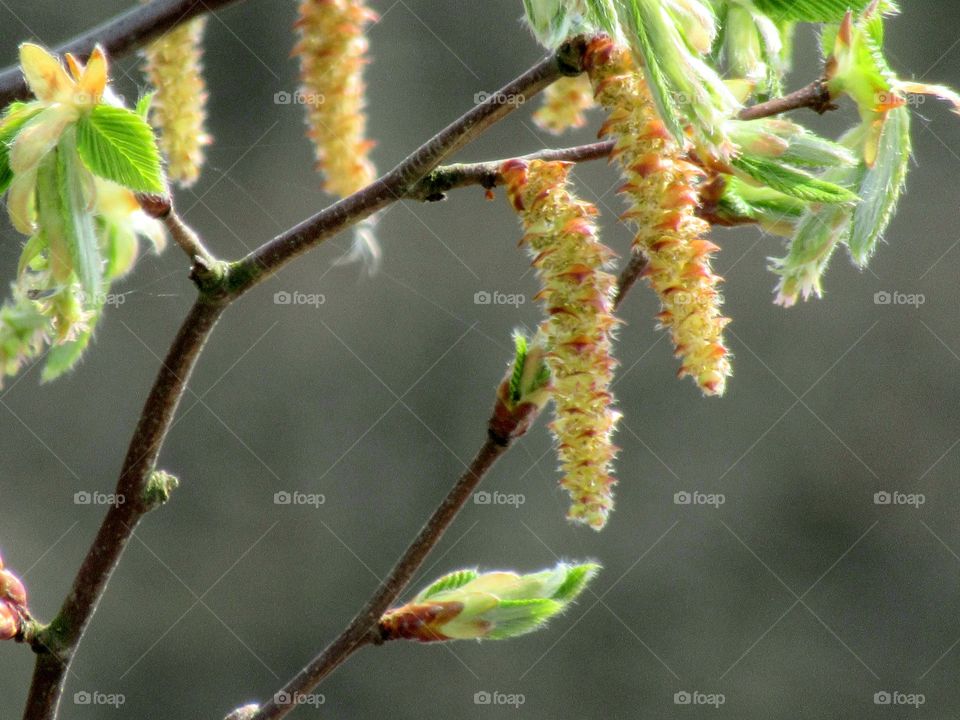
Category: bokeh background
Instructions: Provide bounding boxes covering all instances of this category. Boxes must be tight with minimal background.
[1,1,960,718]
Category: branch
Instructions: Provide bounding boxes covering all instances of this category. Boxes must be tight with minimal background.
[406,141,616,201]
[0,0,247,107]
[406,78,838,202]
[225,39,588,297]
[738,77,836,121]
[19,40,581,720]
[22,296,226,720]
[251,424,519,720]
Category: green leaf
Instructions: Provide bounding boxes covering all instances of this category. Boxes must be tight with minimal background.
[0,103,42,195]
[733,155,859,204]
[719,177,805,230]
[848,105,911,265]
[17,232,46,277]
[135,91,155,120]
[415,569,478,602]
[42,320,95,382]
[583,0,618,34]
[57,130,101,298]
[487,598,562,639]
[551,562,600,602]
[616,0,686,142]
[751,0,875,22]
[76,104,164,193]
[509,331,529,404]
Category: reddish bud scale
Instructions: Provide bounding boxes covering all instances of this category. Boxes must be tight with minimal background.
[0,600,17,641]
[379,601,464,643]
[295,0,377,197]
[502,159,620,531]
[584,37,732,397]
[0,559,28,641]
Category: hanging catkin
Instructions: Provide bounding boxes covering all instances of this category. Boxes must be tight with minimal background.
[143,18,211,187]
[533,74,596,135]
[503,159,620,531]
[294,0,377,197]
[586,36,731,396]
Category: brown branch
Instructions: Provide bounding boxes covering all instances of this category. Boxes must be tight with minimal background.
[0,0,247,107]
[224,39,588,297]
[406,141,616,202]
[19,40,582,720]
[406,77,838,203]
[10,19,834,717]
[251,426,518,720]
[738,77,836,121]
[22,297,226,720]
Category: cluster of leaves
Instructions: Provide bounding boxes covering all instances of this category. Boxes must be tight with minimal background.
[523,0,960,306]
[0,45,167,385]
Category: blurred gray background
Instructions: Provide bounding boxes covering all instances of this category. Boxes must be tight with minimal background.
[1,1,960,718]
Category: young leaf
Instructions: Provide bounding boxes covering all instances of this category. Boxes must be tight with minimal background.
[57,130,101,298]
[750,0,877,22]
[135,91,155,120]
[414,569,479,602]
[0,104,43,195]
[380,563,600,642]
[42,319,95,382]
[733,155,858,204]
[848,98,911,265]
[76,104,164,193]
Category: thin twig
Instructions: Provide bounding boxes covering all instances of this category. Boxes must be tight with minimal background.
[22,297,226,720]
[19,38,582,720]
[738,77,836,121]
[251,430,513,720]
[225,39,588,296]
[0,0,247,107]
[407,78,839,202]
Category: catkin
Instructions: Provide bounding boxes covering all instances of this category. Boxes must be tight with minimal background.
[585,37,731,396]
[533,74,596,135]
[294,0,377,197]
[502,159,620,531]
[143,18,211,187]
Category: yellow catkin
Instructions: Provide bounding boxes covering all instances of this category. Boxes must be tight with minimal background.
[533,74,596,135]
[585,37,731,396]
[502,159,620,531]
[143,18,211,188]
[295,0,377,197]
